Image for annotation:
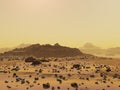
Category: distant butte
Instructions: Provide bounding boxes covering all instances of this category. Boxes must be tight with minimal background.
[1,43,84,58]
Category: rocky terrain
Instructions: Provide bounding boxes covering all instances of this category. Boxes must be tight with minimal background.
[0,56,120,90]
[0,44,119,90]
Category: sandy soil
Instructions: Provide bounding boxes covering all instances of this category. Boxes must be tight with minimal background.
[0,57,120,90]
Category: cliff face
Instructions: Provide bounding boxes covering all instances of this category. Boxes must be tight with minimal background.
[1,44,83,58]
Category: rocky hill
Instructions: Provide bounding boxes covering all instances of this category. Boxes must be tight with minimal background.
[1,43,83,58]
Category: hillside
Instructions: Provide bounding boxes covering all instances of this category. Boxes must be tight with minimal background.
[1,43,83,58]
[80,43,120,58]
[0,44,31,53]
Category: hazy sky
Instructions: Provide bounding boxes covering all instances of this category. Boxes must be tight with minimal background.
[0,0,120,48]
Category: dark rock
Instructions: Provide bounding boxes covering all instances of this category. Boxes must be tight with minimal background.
[71,83,78,88]
[31,60,41,66]
[43,83,50,89]
[25,57,36,62]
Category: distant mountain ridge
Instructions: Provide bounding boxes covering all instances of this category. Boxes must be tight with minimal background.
[0,44,31,53]
[1,43,83,58]
[80,43,120,58]
[0,48,12,53]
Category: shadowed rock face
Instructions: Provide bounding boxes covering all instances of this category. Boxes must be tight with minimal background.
[1,44,83,58]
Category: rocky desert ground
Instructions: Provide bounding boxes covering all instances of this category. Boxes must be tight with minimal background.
[0,56,120,90]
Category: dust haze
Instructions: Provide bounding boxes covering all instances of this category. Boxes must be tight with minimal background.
[0,0,120,90]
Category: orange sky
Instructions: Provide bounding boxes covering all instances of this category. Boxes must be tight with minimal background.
[0,0,120,48]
